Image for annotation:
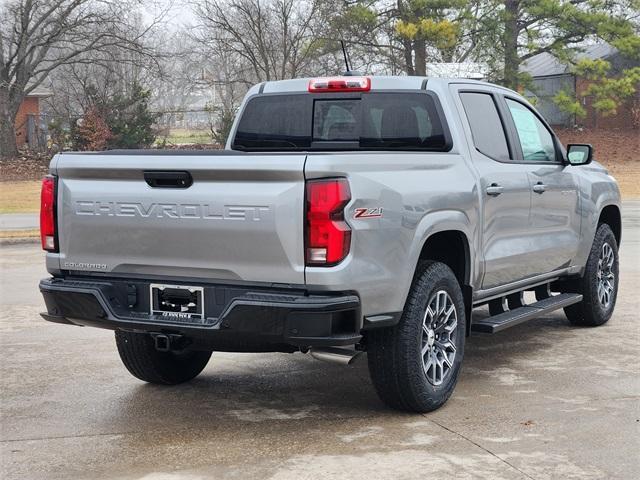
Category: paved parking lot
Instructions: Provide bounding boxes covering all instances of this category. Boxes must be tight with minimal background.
[1,202,639,480]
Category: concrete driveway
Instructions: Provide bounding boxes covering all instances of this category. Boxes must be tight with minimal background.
[1,203,639,480]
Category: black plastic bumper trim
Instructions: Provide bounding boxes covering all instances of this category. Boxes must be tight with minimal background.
[39,277,362,348]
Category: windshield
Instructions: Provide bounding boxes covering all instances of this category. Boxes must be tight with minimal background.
[232,92,449,151]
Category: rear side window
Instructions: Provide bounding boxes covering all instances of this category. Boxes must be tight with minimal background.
[460,92,510,161]
[232,92,449,151]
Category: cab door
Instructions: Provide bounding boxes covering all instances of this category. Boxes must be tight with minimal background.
[452,87,534,289]
[501,96,581,274]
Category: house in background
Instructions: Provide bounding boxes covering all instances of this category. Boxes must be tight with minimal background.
[521,43,639,128]
[14,85,51,149]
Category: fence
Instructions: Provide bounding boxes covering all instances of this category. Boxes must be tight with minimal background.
[25,113,49,151]
[154,109,216,130]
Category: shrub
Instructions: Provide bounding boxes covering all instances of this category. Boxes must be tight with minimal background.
[72,107,112,151]
[104,84,157,149]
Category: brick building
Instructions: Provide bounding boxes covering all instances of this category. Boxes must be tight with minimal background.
[520,43,640,129]
[14,86,51,148]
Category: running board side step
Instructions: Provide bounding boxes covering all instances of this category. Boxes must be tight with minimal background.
[471,293,583,333]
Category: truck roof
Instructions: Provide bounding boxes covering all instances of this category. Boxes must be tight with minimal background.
[255,76,509,95]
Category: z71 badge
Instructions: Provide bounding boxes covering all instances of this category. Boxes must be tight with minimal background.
[354,207,383,219]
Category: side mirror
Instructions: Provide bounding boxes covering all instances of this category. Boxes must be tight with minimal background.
[566,143,593,166]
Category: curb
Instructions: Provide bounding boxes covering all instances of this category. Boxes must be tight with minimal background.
[0,236,39,246]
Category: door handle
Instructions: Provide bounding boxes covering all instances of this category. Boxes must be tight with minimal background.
[532,182,547,194]
[486,183,504,196]
[144,171,193,188]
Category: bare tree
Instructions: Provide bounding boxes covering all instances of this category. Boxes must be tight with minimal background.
[47,14,164,124]
[202,42,251,145]
[193,0,331,83]
[151,31,207,129]
[188,0,338,144]
[0,0,160,157]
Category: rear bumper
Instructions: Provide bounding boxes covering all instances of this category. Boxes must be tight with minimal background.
[39,277,362,349]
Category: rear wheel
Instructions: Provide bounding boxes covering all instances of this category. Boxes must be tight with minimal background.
[115,331,211,384]
[564,223,619,326]
[367,261,466,412]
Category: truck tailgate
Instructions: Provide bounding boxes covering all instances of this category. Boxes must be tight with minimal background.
[52,152,306,284]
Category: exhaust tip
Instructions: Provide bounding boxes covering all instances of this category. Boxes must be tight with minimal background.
[308,347,362,366]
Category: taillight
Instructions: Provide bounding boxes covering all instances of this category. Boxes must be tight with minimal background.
[308,76,371,93]
[40,175,57,252]
[306,178,351,266]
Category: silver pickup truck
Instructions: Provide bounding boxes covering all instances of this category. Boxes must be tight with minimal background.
[39,76,621,412]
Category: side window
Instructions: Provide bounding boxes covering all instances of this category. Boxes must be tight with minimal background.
[505,98,557,162]
[460,92,511,161]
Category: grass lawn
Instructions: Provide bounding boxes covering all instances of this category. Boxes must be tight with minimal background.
[0,180,41,214]
[157,129,213,145]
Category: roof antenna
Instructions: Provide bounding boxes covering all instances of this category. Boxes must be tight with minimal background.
[340,40,360,76]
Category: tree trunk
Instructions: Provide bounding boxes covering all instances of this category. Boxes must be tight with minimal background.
[402,38,415,75]
[397,0,415,75]
[0,87,20,158]
[503,0,520,90]
[414,38,427,76]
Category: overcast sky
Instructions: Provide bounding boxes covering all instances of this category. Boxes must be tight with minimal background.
[141,0,196,30]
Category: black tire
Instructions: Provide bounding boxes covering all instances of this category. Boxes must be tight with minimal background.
[367,261,466,413]
[564,223,619,326]
[115,330,212,385]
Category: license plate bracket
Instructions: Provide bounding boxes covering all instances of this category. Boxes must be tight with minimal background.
[150,284,204,321]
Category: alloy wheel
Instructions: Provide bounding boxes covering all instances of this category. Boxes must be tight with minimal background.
[421,290,458,386]
[596,242,615,309]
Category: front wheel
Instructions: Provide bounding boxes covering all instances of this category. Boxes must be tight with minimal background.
[115,331,212,385]
[564,223,619,326]
[367,261,466,413]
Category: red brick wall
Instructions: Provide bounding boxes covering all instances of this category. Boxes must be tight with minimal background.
[576,77,639,130]
[14,96,40,147]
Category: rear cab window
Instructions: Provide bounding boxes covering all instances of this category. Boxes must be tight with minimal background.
[313,99,359,141]
[230,95,311,150]
[232,91,451,152]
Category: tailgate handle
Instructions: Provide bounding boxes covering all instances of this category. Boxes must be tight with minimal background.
[144,171,192,188]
